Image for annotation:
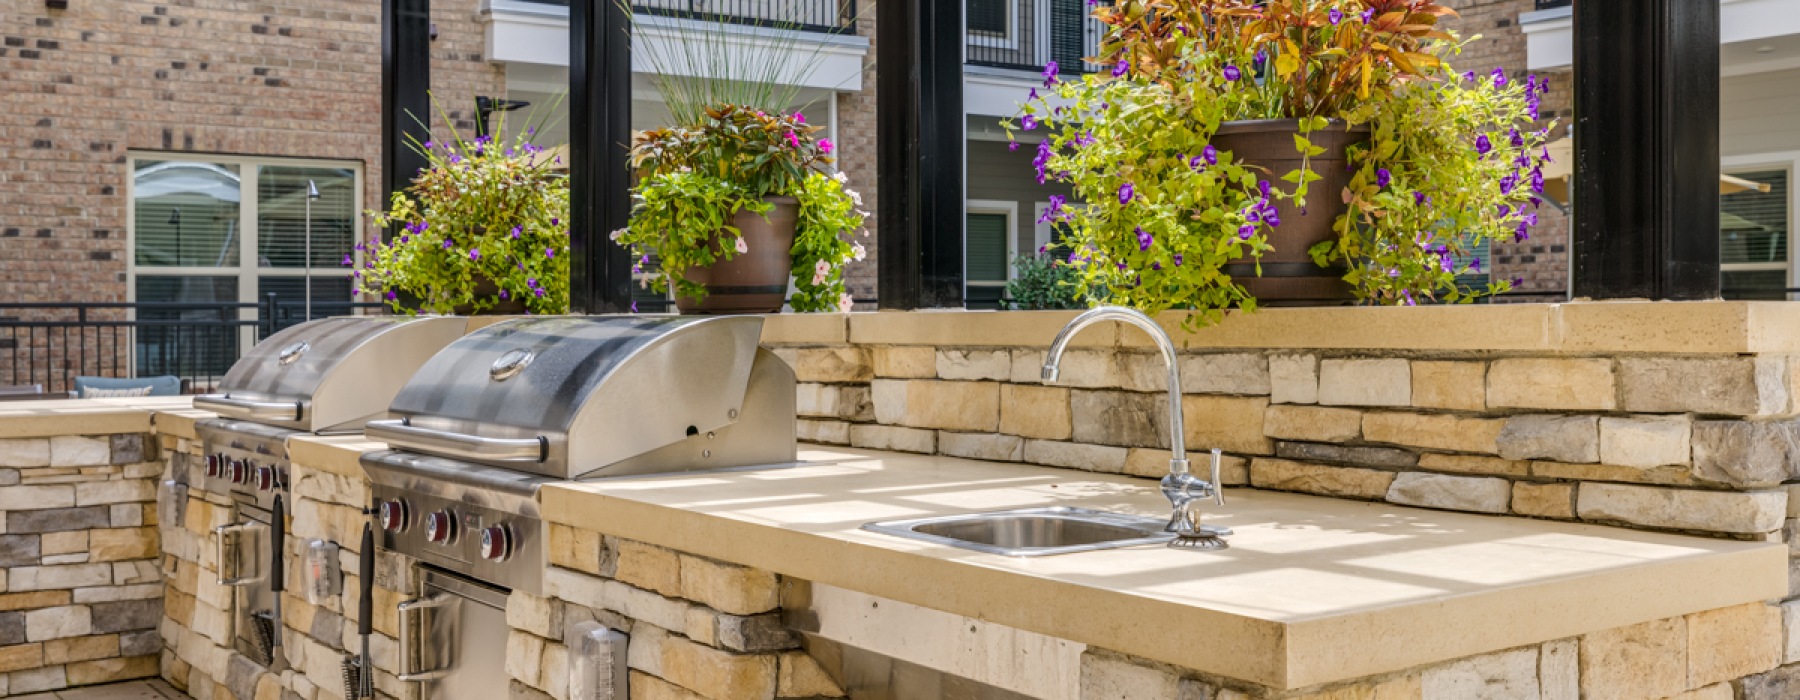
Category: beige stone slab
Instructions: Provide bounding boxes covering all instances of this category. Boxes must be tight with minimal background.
[540,447,1786,690]
[0,400,152,439]
[287,435,388,479]
[759,313,848,345]
[849,310,1118,348]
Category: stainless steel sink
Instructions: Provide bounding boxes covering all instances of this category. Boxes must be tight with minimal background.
[863,507,1174,557]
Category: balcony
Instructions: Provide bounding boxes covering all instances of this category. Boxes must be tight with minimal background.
[511,0,858,34]
[966,0,1101,73]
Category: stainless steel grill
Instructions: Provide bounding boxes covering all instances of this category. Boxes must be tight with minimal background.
[187,316,467,670]
[363,315,797,594]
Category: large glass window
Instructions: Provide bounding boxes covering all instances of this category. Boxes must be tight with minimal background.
[129,154,363,375]
[1721,169,1791,300]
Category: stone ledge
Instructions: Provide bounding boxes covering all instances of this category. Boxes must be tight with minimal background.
[767,302,1800,355]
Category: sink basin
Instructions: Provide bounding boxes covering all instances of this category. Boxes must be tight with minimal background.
[863,507,1174,557]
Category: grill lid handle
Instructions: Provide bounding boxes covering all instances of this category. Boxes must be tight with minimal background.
[194,395,303,422]
[365,419,548,464]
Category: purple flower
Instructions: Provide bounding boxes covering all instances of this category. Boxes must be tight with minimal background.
[1203,144,1218,165]
[1412,191,1427,206]
[1329,8,1343,24]
[469,249,481,261]
[1009,141,1021,152]
[1500,172,1519,195]
[443,238,454,250]
[1037,195,1066,224]
[1033,140,1053,184]
[1376,168,1391,189]
[1112,59,1129,78]
[423,141,434,149]
[1135,227,1153,251]
[534,288,545,298]
[1253,50,1267,66]
[1021,115,1038,131]
[1237,224,1255,240]
[1515,222,1531,242]
[546,247,556,259]
[1028,88,1039,101]
[341,254,352,266]
[1470,257,1482,273]
[1173,253,1183,267]
[550,218,560,227]
[1498,204,1512,217]
[1151,262,1162,271]
[1223,65,1242,81]
[500,289,509,300]
[1530,168,1546,194]
[1259,180,1272,197]
[1475,135,1493,156]
[1491,67,1508,86]
[385,290,397,301]
[1361,7,1375,22]
[1510,128,1524,149]
[630,301,638,313]
[1263,209,1281,228]
[527,277,538,288]
[1042,60,1060,87]
[1118,182,1134,204]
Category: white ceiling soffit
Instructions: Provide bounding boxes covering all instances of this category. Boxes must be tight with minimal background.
[1521,0,1800,74]
[483,0,870,93]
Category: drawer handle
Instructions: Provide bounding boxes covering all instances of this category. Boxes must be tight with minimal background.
[397,592,455,682]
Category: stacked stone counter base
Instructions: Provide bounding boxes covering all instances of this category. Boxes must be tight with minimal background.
[0,433,163,696]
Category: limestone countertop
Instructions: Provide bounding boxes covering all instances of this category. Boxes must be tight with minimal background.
[0,395,205,438]
[540,447,1787,690]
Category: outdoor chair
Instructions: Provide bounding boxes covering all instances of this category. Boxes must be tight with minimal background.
[72,375,181,398]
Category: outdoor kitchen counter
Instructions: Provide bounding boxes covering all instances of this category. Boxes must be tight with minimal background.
[539,446,1787,691]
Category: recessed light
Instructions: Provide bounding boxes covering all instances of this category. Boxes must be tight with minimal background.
[1756,45,1777,53]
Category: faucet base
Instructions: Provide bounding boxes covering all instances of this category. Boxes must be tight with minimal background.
[1168,534,1230,551]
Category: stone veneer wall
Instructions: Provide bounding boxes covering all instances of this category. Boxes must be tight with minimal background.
[0,433,165,696]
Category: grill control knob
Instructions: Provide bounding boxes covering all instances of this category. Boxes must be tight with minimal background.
[379,500,410,533]
[479,525,512,562]
[204,454,222,478]
[425,510,456,544]
[230,460,248,485]
[254,466,275,492]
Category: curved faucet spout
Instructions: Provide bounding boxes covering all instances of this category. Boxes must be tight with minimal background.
[1041,306,1188,473]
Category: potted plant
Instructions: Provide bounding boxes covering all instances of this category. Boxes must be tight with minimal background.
[607,3,868,314]
[353,102,570,315]
[1010,0,1554,326]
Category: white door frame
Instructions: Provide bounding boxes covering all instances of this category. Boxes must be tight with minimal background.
[1721,150,1799,297]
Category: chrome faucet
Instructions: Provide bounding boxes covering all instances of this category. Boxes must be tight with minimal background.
[1042,306,1232,550]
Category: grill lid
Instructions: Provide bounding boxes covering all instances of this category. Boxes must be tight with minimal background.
[367,315,790,479]
[194,316,469,433]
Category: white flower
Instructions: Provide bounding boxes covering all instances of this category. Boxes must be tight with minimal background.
[608,228,628,242]
[832,171,849,184]
[734,237,749,254]
[812,259,831,286]
[851,242,866,262]
[846,188,863,207]
[838,293,855,313]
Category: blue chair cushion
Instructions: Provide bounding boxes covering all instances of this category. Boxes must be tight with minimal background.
[74,375,181,398]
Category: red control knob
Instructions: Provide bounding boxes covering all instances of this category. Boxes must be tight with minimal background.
[230,460,248,484]
[424,511,456,544]
[204,454,222,478]
[254,466,275,492]
[479,525,512,562]
[379,500,410,533]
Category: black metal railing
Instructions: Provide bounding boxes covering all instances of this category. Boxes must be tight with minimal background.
[0,297,386,397]
[516,0,859,34]
[1535,0,1572,10]
[967,0,1100,73]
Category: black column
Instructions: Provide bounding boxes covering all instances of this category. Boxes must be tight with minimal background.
[877,0,965,309]
[381,0,431,215]
[569,0,635,313]
[1571,0,1721,300]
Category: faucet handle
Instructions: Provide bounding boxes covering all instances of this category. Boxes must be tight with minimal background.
[1209,448,1225,506]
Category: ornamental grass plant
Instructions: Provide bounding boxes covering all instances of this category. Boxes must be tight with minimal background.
[1010,0,1555,326]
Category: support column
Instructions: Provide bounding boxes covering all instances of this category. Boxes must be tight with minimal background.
[877,0,965,309]
[380,0,431,216]
[569,0,635,313]
[1570,0,1721,300]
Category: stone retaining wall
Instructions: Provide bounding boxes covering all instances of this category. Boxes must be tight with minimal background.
[0,433,163,696]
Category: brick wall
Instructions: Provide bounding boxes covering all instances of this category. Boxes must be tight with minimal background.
[1440,0,1572,300]
[0,0,500,309]
[0,434,165,696]
[835,9,881,307]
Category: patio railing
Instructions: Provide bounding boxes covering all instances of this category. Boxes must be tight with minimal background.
[966,0,1102,73]
[515,0,860,34]
[0,297,385,397]
[1535,0,1571,9]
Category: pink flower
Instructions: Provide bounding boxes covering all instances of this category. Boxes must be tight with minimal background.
[837,293,855,313]
[735,237,749,254]
[787,132,801,148]
[812,259,831,286]
[819,138,835,154]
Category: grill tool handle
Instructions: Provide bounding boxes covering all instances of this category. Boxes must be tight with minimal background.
[365,419,547,463]
[358,525,374,637]
[195,395,303,422]
[213,522,264,586]
[396,592,454,682]
[271,496,286,594]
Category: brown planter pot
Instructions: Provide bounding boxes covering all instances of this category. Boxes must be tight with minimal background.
[1211,119,1370,305]
[676,196,798,315]
[453,275,529,316]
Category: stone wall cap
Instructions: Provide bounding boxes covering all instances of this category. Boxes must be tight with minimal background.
[810,301,1800,354]
[0,398,157,438]
[541,446,1787,690]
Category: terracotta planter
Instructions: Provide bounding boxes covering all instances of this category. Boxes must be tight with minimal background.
[1211,119,1370,305]
[676,196,798,315]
